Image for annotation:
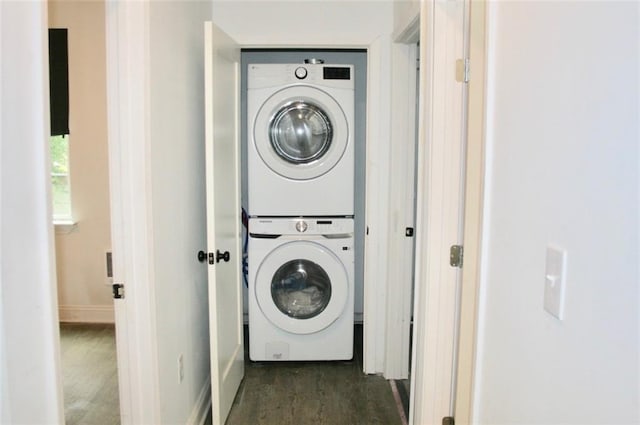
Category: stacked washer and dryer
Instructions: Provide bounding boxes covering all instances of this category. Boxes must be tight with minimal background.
[246,62,356,361]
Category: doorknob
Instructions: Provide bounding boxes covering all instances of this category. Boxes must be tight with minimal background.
[216,250,230,263]
[197,250,207,263]
[198,250,229,265]
[197,250,215,265]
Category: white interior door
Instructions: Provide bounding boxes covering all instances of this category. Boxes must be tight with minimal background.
[204,21,244,425]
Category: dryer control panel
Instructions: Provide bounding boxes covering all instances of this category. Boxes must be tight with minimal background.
[248,63,354,90]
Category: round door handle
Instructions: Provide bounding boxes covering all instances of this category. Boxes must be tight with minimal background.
[216,250,230,263]
[197,250,207,263]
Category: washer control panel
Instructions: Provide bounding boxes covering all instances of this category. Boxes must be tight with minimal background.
[250,217,354,236]
[295,220,308,233]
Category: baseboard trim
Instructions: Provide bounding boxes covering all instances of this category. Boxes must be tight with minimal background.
[187,377,211,425]
[58,305,115,323]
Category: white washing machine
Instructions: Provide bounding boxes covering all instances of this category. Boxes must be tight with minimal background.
[248,217,354,361]
[247,63,355,217]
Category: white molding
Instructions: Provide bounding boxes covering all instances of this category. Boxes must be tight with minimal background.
[187,378,212,425]
[454,0,487,423]
[363,34,393,374]
[410,0,467,424]
[383,40,418,380]
[105,1,161,424]
[394,12,420,44]
[58,305,115,323]
[53,221,78,234]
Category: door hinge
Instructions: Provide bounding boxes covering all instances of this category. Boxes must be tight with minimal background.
[112,283,125,299]
[443,416,455,425]
[450,245,464,268]
[455,58,470,83]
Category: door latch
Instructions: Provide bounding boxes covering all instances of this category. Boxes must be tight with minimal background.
[112,283,125,299]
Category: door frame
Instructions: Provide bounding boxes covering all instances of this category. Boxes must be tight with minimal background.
[102,3,399,420]
[105,1,161,423]
[409,1,475,424]
[453,0,488,422]
[383,15,420,380]
[100,1,482,424]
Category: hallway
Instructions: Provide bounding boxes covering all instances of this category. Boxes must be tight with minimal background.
[209,326,403,425]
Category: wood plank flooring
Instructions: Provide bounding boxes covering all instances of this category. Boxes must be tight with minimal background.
[219,325,403,425]
[60,323,402,425]
[59,323,120,425]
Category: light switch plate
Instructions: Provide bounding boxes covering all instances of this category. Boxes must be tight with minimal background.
[544,244,567,320]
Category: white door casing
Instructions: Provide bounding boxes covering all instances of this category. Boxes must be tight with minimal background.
[384,16,420,380]
[410,0,468,424]
[105,2,160,423]
[454,0,488,422]
[204,21,244,425]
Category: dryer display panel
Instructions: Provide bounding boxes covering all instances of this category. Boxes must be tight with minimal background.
[271,259,332,319]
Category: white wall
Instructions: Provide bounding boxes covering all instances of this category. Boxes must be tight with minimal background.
[49,0,113,323]
[148,1,213,423]
[212,0,393,47]
[475,2,639,424]
[0,1,64,422]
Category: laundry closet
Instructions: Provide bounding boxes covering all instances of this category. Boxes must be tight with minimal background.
[205,0,419,378]
[241,50,368,361]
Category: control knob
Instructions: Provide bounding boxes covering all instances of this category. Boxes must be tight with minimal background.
[295,220,308,233]
[294,67,308,80]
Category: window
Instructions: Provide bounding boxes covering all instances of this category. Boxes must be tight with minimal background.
[49,28,71,222]
[50,135,71,220]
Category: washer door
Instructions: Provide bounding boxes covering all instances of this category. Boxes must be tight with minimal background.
[255,240,348,335]
[254,86,348,181]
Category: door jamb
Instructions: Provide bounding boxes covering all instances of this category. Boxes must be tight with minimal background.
[453,1,488,422]
[383,14,420,380]
[105,2,162,423]
[409,1,470,424]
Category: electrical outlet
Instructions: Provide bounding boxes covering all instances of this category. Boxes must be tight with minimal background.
[178,354,184,383]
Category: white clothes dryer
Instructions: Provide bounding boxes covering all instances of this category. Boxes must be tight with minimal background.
[247,63,355,217]
[248,217,354,361]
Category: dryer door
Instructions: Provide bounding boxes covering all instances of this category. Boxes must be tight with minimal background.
[255,240,349,335]
[253,86,349,181]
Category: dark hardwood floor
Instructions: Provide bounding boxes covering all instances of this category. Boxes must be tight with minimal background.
[216,325,403,425]
[60,323,402,425]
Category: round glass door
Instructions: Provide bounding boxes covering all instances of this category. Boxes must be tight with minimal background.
[269,101,333,165]
[271,259,332,319]
[255,240,349,335]
[253,86,349,181]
